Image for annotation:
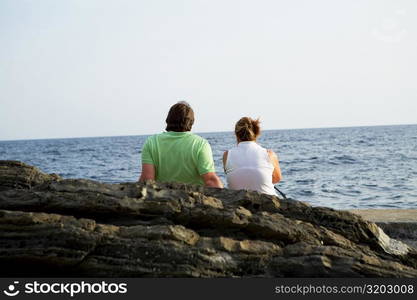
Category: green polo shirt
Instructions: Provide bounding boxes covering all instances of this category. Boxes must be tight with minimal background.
[141,131,215,185]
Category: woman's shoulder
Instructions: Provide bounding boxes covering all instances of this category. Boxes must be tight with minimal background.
[223,146,238,161]
[265,148,277,154]
[252,142,270,152]
[225,145,239,153]
[266,149,278,162]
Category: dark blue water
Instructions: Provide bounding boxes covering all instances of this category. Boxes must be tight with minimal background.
[1,125,416,209]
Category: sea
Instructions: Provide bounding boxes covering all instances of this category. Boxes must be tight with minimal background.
[1,124,416,210]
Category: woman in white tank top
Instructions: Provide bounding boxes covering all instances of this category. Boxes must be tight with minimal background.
[223,117,282,196]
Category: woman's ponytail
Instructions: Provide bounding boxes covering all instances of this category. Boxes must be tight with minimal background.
[235,117,261,142]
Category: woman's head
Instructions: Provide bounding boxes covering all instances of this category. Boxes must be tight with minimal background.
[165,101,195,132]
[234,117,261,142]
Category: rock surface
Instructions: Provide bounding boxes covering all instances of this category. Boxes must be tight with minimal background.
[349,209,417,249]
[0,160,416,277]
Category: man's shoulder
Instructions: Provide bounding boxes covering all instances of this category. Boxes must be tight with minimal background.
[146,132,165,140]
[188,133,209,145]
[143,133,163,148]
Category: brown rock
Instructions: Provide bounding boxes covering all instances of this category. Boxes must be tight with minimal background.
[0,160,416,277]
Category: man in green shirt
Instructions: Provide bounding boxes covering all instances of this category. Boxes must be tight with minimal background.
[139,102,223,188]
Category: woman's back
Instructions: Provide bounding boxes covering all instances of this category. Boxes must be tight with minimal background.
[225,141,276,195]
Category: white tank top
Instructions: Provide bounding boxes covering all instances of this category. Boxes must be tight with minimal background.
[225,141,277,196]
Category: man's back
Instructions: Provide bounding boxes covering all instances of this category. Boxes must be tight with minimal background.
[141,131,215,185]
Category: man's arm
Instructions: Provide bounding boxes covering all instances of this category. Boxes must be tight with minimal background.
[139,163,155,182]
[201,172,223,188]
[197,141,223,188]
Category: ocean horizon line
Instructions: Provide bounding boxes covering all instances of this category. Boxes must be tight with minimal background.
[1,122,416,143]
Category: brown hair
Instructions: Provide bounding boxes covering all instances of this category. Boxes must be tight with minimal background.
[165,101,195,132]
[235,117,261,142]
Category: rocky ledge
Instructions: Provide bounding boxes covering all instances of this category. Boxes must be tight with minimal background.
[348,209,417,249]
[0,160,416,277]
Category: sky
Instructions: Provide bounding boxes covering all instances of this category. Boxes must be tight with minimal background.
[1,0,416,140]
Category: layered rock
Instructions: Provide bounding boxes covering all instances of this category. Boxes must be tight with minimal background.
[0,160,416,277]
[348,209,417,249]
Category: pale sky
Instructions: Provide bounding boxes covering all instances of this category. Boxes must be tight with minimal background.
[1,0,416,140]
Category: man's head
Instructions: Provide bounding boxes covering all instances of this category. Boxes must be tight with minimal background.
[165,101,195,132]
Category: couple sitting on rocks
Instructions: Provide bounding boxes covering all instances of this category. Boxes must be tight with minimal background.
[139,101,282,196]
